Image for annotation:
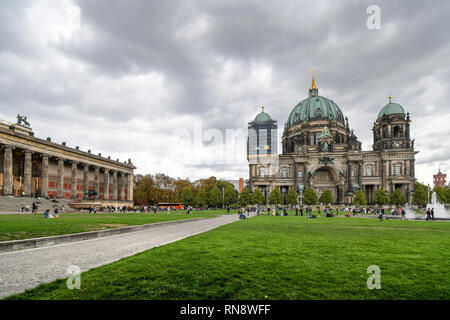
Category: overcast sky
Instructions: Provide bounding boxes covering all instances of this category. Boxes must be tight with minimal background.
[1,0,450,186]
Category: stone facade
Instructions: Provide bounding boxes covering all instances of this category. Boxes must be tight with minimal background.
[247,77,418,205]
[0,118,135,202]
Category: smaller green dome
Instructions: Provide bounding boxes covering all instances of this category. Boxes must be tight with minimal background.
[378,101,405,119]
[254,111,272,123]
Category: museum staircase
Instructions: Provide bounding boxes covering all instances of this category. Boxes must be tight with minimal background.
[0,196,71,213]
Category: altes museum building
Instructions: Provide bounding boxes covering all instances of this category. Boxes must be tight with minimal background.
[0,116,135,203]
[247,75,418,205]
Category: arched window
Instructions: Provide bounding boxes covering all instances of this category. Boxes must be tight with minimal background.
[366,166,373,176]
[393,126,401,138]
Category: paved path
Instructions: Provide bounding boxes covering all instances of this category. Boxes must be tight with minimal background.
[0,214,243,298]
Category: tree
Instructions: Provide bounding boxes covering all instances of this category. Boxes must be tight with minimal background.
[374,188,389,206]
[318,189,333,205]
[194,187,208,208]
[208,185,222,208]
[446,188,450,205]
[180,187,194,207]
[252,187,266,205]
[390,188,406,206]
[303,187,317,207]
[174,179,193,202]
[353,190,367,206]
[224,185,238,207]
[412,183,428,207]
[269,188,282,206]
[286,187,299,206]
[134,175,156,205]
[196,176,217,191]
[238,187,252,206]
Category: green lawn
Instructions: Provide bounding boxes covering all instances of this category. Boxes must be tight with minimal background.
[6,216,450,300]
[0,213,217,242]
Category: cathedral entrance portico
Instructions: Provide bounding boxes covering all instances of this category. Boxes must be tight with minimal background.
[310,166,340,204]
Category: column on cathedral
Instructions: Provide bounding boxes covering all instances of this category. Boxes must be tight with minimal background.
[70,161,78,199]
[41,154,49,198]
[293,163,298,191]
[3,146,14,195]
[358,160,363,187]
[57,158,64,198]
[405,160,410,177]
[338,184,344,203]
[303,164,309,189]
[347,161,352,193]
[23,150,32,197]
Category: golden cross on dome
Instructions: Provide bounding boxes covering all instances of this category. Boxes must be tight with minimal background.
[262,105,265,112]
[310,70,317,90]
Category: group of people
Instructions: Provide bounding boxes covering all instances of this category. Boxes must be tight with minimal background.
[425,208,435,221]
[44,204,63,219]
[19,201,66,217]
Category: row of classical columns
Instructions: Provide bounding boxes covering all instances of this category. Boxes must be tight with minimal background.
[2,145,132,201]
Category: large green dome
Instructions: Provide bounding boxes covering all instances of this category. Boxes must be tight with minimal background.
[285,95,345,129]
[377,101,405,119]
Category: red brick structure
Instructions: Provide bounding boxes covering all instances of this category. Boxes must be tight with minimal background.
[433,169,447,188]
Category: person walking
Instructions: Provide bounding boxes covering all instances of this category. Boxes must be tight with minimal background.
[425,208,430,221]
[295,208,299,216]
[401,207,406,220]
[32,201,38,215]
[431,208,435,221]
[53,206,59,218]
[268,207,271,216]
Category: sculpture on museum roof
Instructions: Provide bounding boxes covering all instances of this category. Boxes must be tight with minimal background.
[17,114,30,127]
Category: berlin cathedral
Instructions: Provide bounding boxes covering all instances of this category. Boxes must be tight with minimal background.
[247,74,417,205]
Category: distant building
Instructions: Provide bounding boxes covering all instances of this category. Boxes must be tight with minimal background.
[433,169,447,188]
[222,178,244,192]
[247,106,278,156]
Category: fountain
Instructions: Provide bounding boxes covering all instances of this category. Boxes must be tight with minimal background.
[427,192,450,219]
[404,204,418,220]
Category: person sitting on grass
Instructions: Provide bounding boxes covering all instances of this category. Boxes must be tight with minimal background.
[44,209,51,218]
